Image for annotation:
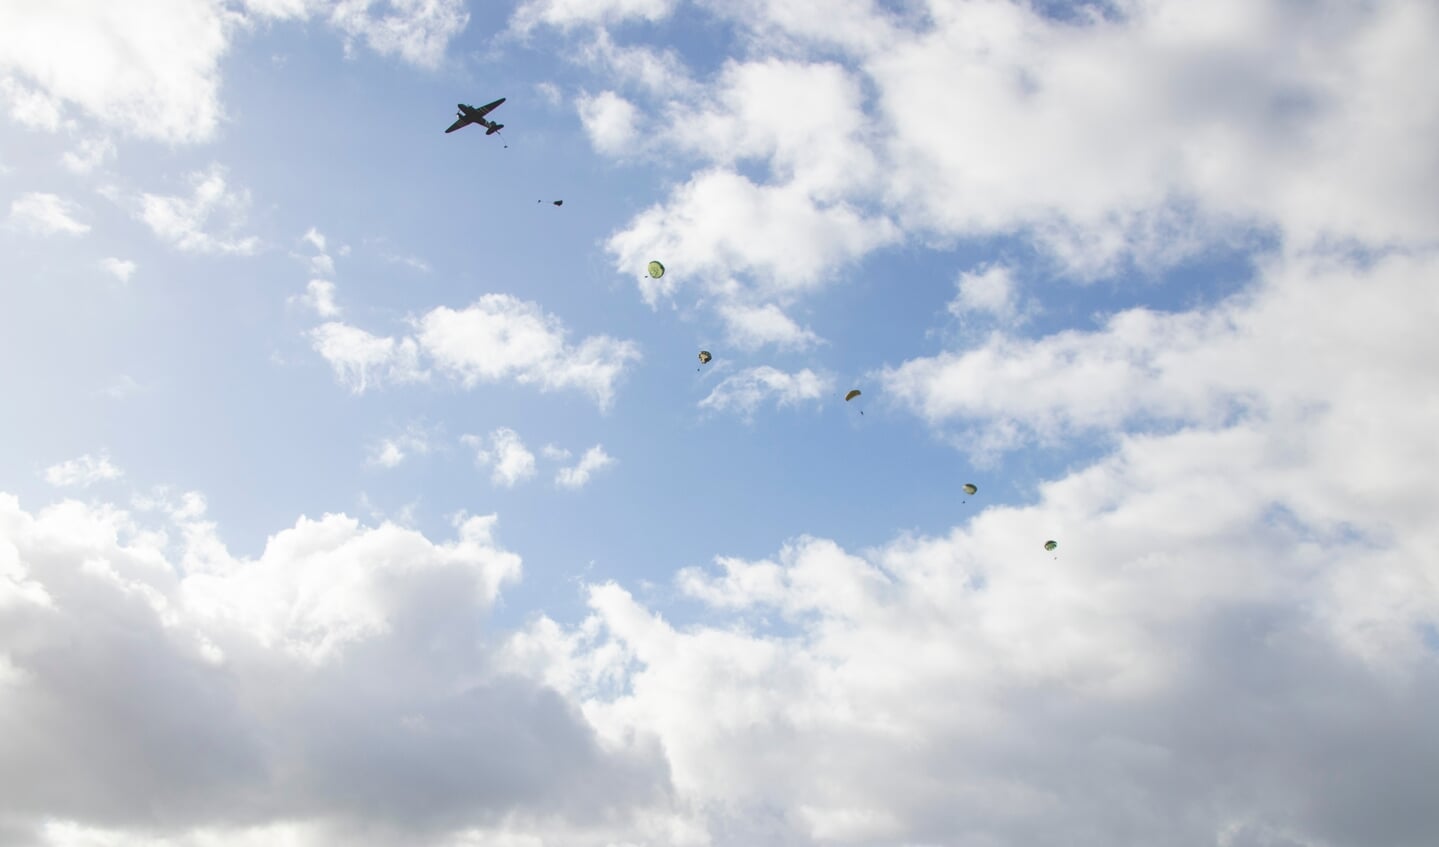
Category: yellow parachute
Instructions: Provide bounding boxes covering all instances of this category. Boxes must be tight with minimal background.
[845,389,861,402]
[697,350,712,371]
[647,260,665,279]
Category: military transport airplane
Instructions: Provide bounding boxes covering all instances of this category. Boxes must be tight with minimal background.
[445,98,505,135]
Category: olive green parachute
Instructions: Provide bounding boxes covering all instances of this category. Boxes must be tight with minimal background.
[1044,540,1058,551]
[647,260,665,279]
[698,350,712,365]
[963,483,978,495]
[845,389,862,402]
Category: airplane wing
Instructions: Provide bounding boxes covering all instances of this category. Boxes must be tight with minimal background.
[474,97,506,117]
[444,115,470,133]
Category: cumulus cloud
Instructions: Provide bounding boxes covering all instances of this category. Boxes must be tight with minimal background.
[948,263,1022,324]
[0,493,668,844]
[138,165,260,254]
[7,192,89,236]
[366,423,435,469]
[42,453,122,488]
[577,90,639,155]
[309,321,428,393]
[462,428,537,487]
[717,302,821,351]
[555,445,615,490]
[59,136,115,174]
[511,0,678,34]
[98,257,136,282]
[327,0,470,69]
[0,76,63,130]
[404,293,640,409]
[294,280,341,318]
[699,366,831,420]
[569,0,1439,305]
[883,250,1439,467]
[501,370,1439,843]
[318,301,653,401]
[0,0,470,144]
[609,169,900,307]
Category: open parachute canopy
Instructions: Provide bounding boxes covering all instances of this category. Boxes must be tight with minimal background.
[963,483,978,495]
[845,389,862,402]
[698,350,712,365]
[647,260,665,279]
[1044,540,1058,551]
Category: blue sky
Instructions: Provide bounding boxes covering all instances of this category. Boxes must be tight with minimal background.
[2,1,1437,845]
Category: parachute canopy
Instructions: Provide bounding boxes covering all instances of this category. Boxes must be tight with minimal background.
[647,260,665,279]
[845,389,862,402]
[963,483,978,495]
[1044,540,1058,551]
[552,200,563,206]
[698,350,712,365]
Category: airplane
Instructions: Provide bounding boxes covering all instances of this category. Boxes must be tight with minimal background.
[445,97,505,135]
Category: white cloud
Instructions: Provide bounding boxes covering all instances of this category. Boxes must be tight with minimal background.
[327,0,470,69]
[555,445,615,490]
[293,280,341,318]
[309,321,428,393]
[59,136,115,173]
[609,169,900,307]
[577,90,639,156]
[948,263,1020,323]
[98,257,136,282]
[462,428,537,487]
[577,0,1439,303]
[415,293,641,410]
[138,165,260,254]
[301,226,326,253]
[500,369,1439,842]
[699,366,832,420]
[43,453,122,488]
[0,77,63,130]
[0,491,672,843]
[511,0,678,34]
[311,295,638,407]
[884,250,1439,467]
[367,426,434,469]
[717,302,821,351]
[0,0,470,145]
[541,444,571,461]
[7,192,89,236]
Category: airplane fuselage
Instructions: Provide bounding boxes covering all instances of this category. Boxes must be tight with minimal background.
[445,97,505,135]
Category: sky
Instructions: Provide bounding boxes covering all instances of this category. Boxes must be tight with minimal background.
[1,0,1437,845]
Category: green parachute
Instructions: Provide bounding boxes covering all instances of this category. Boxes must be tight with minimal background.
[647,260,665,279]
[963,483,977,503]
[1044,540,1058,551]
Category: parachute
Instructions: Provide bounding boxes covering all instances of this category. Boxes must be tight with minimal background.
[697,350,712,371]
[845,389,861,402]
[1044,540,1058,551]
[963,482,977,503]
[647,260,665,279]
